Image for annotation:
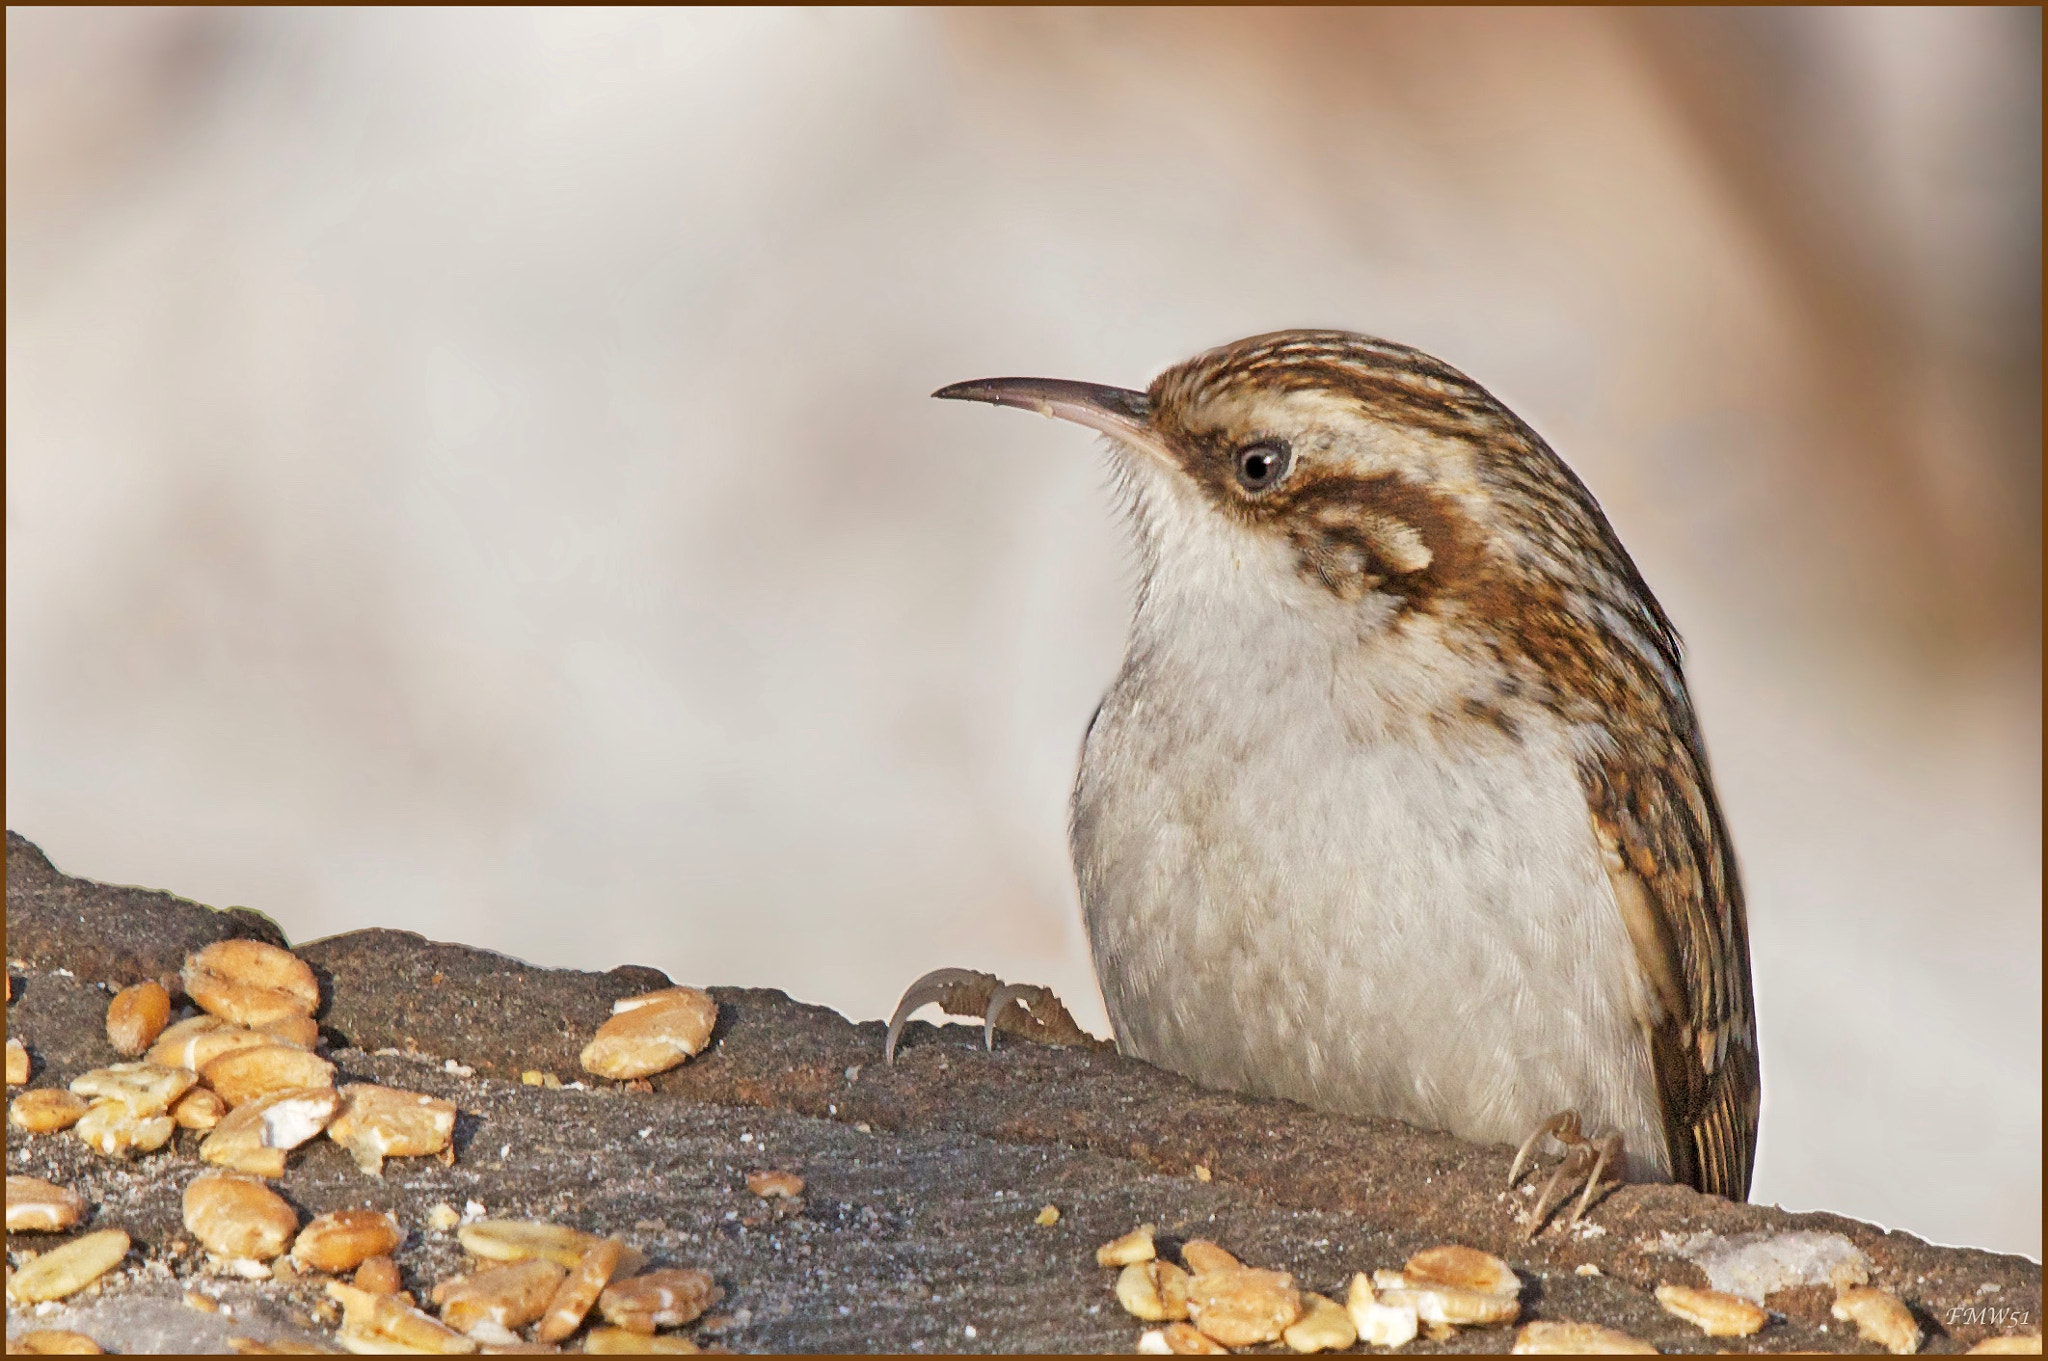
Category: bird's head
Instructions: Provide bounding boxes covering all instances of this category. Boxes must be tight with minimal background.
[935,330,1576,619]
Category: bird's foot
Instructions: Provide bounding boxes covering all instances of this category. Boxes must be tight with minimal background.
[1508,1109,1624,1238]
[883,967,1100,1064]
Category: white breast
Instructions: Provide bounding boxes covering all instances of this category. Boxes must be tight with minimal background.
[1071,494,1669,1178]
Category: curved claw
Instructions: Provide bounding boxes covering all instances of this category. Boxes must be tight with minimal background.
[1508,1109,1580,1188]
[1567,1134,1624,1226]
[885,968,990,1065]
[983,983,1037,1052]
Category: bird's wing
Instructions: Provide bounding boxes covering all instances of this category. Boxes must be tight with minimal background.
[1583,742,1760,1200]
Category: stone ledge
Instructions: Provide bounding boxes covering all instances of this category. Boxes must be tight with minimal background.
[6,832,2039,1354]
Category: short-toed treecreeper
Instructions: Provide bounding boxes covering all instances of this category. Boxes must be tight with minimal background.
[898,331,1759,1232]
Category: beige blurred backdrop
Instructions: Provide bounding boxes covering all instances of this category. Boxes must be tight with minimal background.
[7,9,2039,1255]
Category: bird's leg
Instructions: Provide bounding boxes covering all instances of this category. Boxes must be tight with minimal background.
[1509,1109,1625,1237]
[884,967,1102,1063]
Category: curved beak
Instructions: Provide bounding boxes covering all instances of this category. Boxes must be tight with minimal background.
[932,377,1162,457]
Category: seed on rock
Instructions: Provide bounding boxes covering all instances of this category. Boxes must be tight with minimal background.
[1185,1265,1303,1348]
[184,1173,300,1262]
[438,1258,567,1335]
[355,1255,403,1296]
[327,1280,476,1354]
[1404,1245,1519,1298]
[258,1014,322,1049]
[597,1268,721,1333]
[11,1088,91,1134]
[183,940,321,1029]
[1097,1223,1157,1268]
[1117,1263,1171,1322]
[536,1236,627,1343]
[1282,1292,1357,1353]
[1345,1273,1419,1350]
[745,1170,804,1200]
[7,1037,30,1085]
[293,1209,403,1274]
[1377,1283,1519,1328]
[73,1098,175,1158]
[106,981,173,1057]
[11,1328,105,1353]
[459,1218,606,1270]
[579,986,718,1081]
[172,1086,229,1131]
[149,1021,284,1073]
[1656,1283,1767,1338]
[1832,1285,1921,1355]
[584,1328,700,1354]
[201,1045,336,1107]
[6,1176,87,1232]
[1512,1319,1660,1353]
[5,1229,130,1303]
[327,1083,457,1175]
[68,1062,196,1116]
[1180,1240,1241,1275]
[1151,1321,1229,1354]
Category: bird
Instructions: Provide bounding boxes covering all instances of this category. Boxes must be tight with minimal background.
[894,329,1759,1231]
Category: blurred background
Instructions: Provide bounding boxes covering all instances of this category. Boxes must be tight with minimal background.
[7,9,2039,1256]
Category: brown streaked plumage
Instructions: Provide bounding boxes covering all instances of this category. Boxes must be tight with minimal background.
[921,329,1760,1216]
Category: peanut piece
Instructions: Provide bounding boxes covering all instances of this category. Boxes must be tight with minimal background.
[6,1176,87,1232]
[183,940,320,1028]
[579,987,718,1081]
[5,1229,130,1303]
[10,1088,90,1134]
[106,981,173,1057]
[1655,1283,1766,1338]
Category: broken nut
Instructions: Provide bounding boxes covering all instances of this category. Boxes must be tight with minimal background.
[293,1209,403,1274]
[72,1098,175,1158]
[183,940,321,1029]
[1180,1239,1241,1275]
[1831,1285,1921,1355]
[6,1176,87,1232]
[5,1229,130,1303]
[536,1237,626,1343]
[1404,1245,1520,1299]
[458,1219,606,1270]
[583,1328,700,1354]
[438,1259,567,1335]
[172,1086,229,1131]
[579,986,718,1081]
[1655,1282,1767,1338]
[148,1021,279,1073]
[355,1255,403,1296]
[597,1268,721,1333]
[10,1088,91,1134]
[1282,1292,1357,1353]
[106,981,174,1057]
[184,1173,300,1262]
[1185,1265,1303,1347]
[1144,1322,1229,1354]
[68,1062,196,1116]
[326,1083,457,1175]
[1117,1261,1192,1323]
[11,1329,106,1354]
[745,1169,804,1200]
[1097,1223,1157,1268]
[1512,1319,1660,1353]
[200,1044,336,1107]
[327,1280,476,1354]
[7,1037,30,1085]
[1346,1273,1419,1350]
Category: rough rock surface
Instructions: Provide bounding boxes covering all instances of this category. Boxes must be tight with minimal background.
[6,833,2040,1353]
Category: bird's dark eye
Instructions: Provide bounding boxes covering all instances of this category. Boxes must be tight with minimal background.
[1234,440,1291,493]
